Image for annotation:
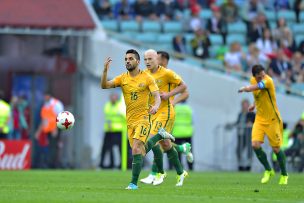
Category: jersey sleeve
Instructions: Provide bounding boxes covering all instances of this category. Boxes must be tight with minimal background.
[167,69,182,85]
[147,74,159,93]
[113,74,123,87]
[257,77,272,90]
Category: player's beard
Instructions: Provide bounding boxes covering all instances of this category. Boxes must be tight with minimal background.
[126,63,136,72]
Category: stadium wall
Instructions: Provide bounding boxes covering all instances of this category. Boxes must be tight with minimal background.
[78,35,304,171]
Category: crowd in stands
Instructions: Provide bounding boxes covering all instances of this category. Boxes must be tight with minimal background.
[93,0,304,91]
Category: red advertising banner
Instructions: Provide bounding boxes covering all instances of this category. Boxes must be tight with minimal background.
[0,140,32,170]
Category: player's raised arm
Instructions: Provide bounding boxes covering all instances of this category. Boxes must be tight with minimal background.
[101,57,116,89]
[238,84,259,93]
[149,90,161,114]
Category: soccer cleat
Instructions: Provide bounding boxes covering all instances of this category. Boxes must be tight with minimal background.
[261,169,275,184]
[140,174,155,184]
[153,172,167,186]
[186,152,194,163]
[176,170,188,186]
[158,128,175,141]
[279,175,288,185]
[125,183,138,190]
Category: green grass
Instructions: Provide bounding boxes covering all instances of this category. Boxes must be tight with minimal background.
[0,170,303,203]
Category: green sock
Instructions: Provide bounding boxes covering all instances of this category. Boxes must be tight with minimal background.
[254,148,271,171]
[151,161,158,175]
[145,133,162,153]
[131,154,143,185]
[167,147,183,175]
[275,150,288,176]
[174,144,184,153]
[152,145,164,174]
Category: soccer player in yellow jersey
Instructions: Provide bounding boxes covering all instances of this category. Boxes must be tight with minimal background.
[141,49,188,186]
[101,49,175,190]
[238,64,288,185]
[141,51,193,185]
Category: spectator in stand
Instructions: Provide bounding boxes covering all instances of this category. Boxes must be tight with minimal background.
[0,90,10,139]
[256,29,277,57]
[278,28,297,55]
[294,0,304,23]
[224,41,246,72]
[274,0,290,11]
[113,0,134,20]
[297,40,304,55]
[155,0,176,21]
[172,34,187,60]
[291,52,304,83]
[190,29,211,59]
[206,6,227,44]
[133,0,157,22]
[220,0,239,23]
[247,12,270,43]
[93,0,113,19]
[246,43,269,72]
[188,4,205,32]
[241,0,265,25]
[272,18,290,43]
[268,49,292,83]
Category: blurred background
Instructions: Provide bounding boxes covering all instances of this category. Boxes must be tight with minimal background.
[0,0,304,173]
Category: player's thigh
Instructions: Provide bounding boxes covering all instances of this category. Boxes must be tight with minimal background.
[132,120,151,145]
[251,122,266,143]
[265,120,283,147]
[150,112,175,135]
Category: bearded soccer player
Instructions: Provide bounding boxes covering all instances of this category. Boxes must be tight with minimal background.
[238,64,288,185]
[140,49,188,186]
[141,51,193,185]
[101,49,175,190]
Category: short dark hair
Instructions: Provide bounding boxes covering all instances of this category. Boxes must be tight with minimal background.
[252,64,265,76]
[157,51,170,61]
[126,49,140,60]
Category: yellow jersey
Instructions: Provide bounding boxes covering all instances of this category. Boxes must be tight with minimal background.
[145,66,182,111]
[113,70,159,123]
[250,75,282,124]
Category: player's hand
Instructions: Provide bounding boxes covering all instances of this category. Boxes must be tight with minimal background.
[248,105,255,112]
[238,87,245,93]
[103,57,112,72]
[160,92,170,100]
[149,105,158,115]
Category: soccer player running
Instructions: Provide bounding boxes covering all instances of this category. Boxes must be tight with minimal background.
[101,49,175,190]
[141,49,188,186]
[238,64,288,185]
[141,51,193,185]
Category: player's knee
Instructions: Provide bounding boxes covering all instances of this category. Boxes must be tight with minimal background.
[132,140,143,154]
[272,147,280,154]
[160,140,171,151]
[252,142,261,149]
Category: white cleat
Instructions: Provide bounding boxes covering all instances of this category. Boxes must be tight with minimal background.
[186,152,194,163]
[153,173,167,186]
[158,128,175,141]
[140,174,155,184]
[176,170,188,187]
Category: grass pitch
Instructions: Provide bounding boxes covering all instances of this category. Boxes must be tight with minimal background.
[0,170,303,203]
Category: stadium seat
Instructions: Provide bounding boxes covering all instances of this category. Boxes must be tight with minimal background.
[135,33,157,44]
[203,58,224,71]
[163,21,183,33]
[209,34,224,45]
[265,11,277,22]
[101,20,118,32]
[277,10,296,22]
[295,34,304,46]
[227,34,246,45]
[142,21,162,33]
[293,24,304,34]
[157,33,175,44]
[300,11,304,22]
[227,22,247,34]
[199,9,212,19]
[290,83,304,95]
[120,20,140,32]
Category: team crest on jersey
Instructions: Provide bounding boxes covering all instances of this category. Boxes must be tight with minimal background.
[155,79,162,84]
[138,83,145,88]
